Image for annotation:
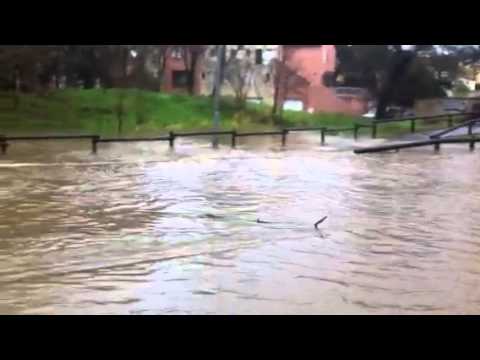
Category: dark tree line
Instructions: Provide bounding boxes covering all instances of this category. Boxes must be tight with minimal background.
[0,45,206,94]
[335,45,480,118]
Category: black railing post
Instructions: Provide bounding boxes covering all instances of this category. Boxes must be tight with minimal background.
[372,123,378,139]
[281,129,288,147]
[434,142,440,152]
[0,135,7,155]
[91,136,100,154]
[468,122,474,136]
[321,128,326,146]
[470,141,475,151]
[169,132,175,149]
[411,119,416,133]
[353,124,359,141]
[231,131,237,148]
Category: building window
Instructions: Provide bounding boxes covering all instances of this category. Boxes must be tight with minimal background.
[172,71,189,88]
[255,49,263,65]
[171,47,183,59]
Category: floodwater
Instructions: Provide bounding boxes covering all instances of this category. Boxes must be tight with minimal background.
[1,133,480,315]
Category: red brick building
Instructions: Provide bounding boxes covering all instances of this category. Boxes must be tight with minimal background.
[160,46,204,94]
[279,45,369,115]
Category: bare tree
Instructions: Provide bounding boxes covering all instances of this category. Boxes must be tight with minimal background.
[272,50,307,118]
[210,45,227,97]
[224,54,255,107]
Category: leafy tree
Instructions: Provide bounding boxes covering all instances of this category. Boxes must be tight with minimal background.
[336,45,444,118]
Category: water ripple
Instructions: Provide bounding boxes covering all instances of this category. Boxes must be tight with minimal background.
[1,138,480,314]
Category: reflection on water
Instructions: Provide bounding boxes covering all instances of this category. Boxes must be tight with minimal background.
[1,134,480,314]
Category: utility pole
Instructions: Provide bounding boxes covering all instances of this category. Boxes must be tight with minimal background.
[212,45,225,149]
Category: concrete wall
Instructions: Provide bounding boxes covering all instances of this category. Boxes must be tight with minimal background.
[414,98,480,116]
[308,86,369,115]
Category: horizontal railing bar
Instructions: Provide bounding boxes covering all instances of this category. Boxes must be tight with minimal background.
[236,131,285,137]
[6,135,97,141]
[324,128,355,133]
[175,131,234,137]
[430,118,480,139]
[353,124,374,129]
[370,112,479,125]
[97,137,171,143]
[287,127,325,132]
[354,136,480,154]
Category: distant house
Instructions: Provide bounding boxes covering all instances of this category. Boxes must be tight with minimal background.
[460,61,480,91]
[160,46,203,94]
[277,45,370,115]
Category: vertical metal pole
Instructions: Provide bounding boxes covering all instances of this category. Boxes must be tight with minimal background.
[372,124,377,139]
[0,135,7,155]
[411,119,416,133]
[212,45,225,149]
[169,131,175,149]
[91,136,99,154]
[353,124,359,141]
[468,122,473,136]
[470,141,475,151]
[281,129,288,147]
[0,136,7,155]
[434,142,440,152]
[231,131,237,148]
[321,128,326,146]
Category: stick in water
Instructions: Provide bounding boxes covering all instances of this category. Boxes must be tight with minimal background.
[257,219,273,224]
[314,216,328,230]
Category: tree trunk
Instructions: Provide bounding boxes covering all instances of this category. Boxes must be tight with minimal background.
[272,64,282,117]
[14,65,21,93]
[123,48,129,79]
[211,46,226,97]
[187,52,199,95]
[155,49,165,92]
[116,94,125,135]
[133,51,147,89]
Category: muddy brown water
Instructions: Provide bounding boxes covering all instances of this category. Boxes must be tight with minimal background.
[1,133,480,314]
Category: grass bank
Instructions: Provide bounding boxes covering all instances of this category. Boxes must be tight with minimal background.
[0,89,461,139]
[0,89,360,136]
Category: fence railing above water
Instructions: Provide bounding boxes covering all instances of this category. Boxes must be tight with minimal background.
[2,112,479,156]
[361,112,480,139]
[354,136,480,154]
[0,127,350,155]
